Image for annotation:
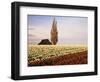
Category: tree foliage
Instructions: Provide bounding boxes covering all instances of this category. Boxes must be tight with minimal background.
[51,18,58,45]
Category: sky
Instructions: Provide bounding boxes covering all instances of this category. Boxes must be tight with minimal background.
[27,15,88,45]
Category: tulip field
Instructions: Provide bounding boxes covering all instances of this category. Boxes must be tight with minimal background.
[28,45,88,66]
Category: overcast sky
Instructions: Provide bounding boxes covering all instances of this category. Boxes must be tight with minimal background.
[28,15,88,45]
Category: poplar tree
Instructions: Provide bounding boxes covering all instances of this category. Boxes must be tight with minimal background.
[51,18,58,45]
